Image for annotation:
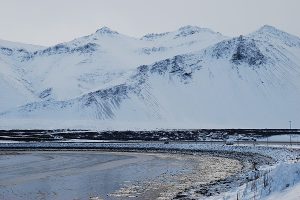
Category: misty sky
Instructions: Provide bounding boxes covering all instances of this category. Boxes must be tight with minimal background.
[0,0,299,46]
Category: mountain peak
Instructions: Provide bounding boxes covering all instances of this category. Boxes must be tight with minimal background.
[175,25,217,38]
[178,25,216,33]
[251,25,300,47]
[141,25,222,40]
[95,26,119,35]
[178,25,202,32]
[257,25,284,34]
[254,25,298,38]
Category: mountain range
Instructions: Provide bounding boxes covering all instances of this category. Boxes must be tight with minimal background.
[0,25,299,130]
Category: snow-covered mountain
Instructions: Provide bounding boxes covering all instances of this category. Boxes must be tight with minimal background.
[0,39,44,111]
[0,25,226,102]
[0,25,299,129]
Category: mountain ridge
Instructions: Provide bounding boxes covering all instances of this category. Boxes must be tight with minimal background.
[0,25,299,129]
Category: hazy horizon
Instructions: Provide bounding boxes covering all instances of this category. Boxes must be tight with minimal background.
[0,0,299,46]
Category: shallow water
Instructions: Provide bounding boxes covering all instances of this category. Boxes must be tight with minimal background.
[0,151,193,200]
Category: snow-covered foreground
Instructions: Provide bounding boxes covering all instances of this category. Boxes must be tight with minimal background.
[213,160,300,200]
[264,182,300,200]
[1,142,299,199]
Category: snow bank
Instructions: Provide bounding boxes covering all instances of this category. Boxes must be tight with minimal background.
[264,182,300,200]
[216,161,300,200]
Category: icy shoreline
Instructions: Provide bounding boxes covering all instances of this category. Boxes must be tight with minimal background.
[0,142,298,161]
[1,142,299,199]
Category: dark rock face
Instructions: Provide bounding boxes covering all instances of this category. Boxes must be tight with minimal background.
[89,84,129,101]
[39,44,70,55]
[0,47,33,61]
[76,54,199,119]
[95,27,119,35]
[39,88,52,99]
[81,84,129,119]
[71,43,98,54]
[150,55,197,82]
[36,43,99,56]
[210,39,232,59]
[231,36,266,66]
[150,59,171,75]
[211,36,267,66]
[0,47,13,56]
[139,46,167,55]
[141,32,169,40]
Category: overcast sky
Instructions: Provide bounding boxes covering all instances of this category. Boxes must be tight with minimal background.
[0,0,299,46]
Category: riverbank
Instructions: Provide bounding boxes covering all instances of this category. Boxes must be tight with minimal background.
[0,142,299,199]
[0,151,244,200]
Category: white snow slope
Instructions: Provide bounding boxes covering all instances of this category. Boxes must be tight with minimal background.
[0,25,299,129]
